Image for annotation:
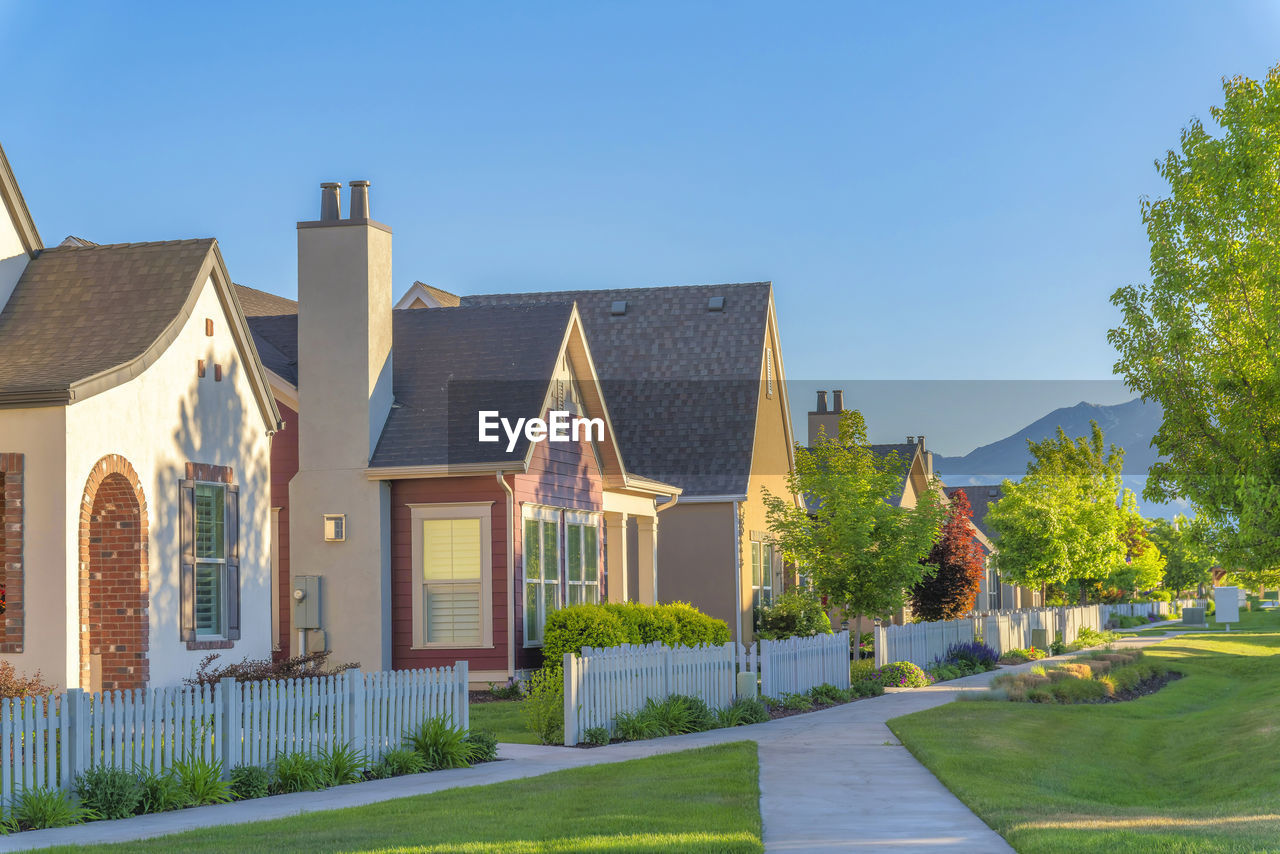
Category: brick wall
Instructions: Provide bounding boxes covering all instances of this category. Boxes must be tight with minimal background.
[0,454,22,653]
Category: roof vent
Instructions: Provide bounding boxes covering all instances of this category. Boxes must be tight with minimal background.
[610,300,628,316]
[708,296,725,311]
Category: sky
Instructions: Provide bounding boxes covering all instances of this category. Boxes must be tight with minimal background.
[2,1,1278,451]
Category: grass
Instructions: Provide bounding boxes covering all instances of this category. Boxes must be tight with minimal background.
[49,742,762,854]
[468,699,539,744]
[1119,607,1280,636]
[889,618,1280,853]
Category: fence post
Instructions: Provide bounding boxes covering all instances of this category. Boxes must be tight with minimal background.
[64,688,87,787]
[562,653,579,747]
[347,670,367,755]
[218,678,238,778]
[456,661,469,731]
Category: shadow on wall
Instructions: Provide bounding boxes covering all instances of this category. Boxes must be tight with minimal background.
[151,353,270,681]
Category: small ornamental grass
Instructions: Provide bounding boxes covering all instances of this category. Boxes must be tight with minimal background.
[172,756,233,805]
[368,747,427,779]
[715,697,770,727]
[405,717,476,770]
[10,786,97,830]
[979,649,1171,704]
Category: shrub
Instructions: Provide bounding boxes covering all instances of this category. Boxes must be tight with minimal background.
[367,747,426,779]
[272,751,329,794]
[809,683,845,706]
[464,729,499,763]
[136,767,187,814]
[850,659,876,682]
[184,650,359,688]
[318,742,366,785]
[715,697,770,727]
[405,717,475,770]
[0,661,56,698]
[1106,614,1148,629]
[998,647,1048,664]
[873,661,934,688]
[849,679,885,698]
[779,692,813,711]
[612,709,667,741]
[945,641,999,668]
[584,726,611,746]
[1070,627,1121,650]
[543,602,730,662]
[74,765,142,820]
[11,786,97,830]
[172,756,233,805]
[1050,633,1066,655]
[488,677,523,700]
[856,631,874,659]
[640,694,716,735]
[754,589,834,640]
[229,764,272,801]
[523,666,564,745]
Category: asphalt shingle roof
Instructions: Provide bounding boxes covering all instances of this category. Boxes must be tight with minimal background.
[235,284,298,317]
[945,484,1003,541]
[462,282,772,496]
[245,313,299,386]
[0,239,214,400]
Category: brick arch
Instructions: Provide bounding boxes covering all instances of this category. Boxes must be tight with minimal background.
[78,455,150,692]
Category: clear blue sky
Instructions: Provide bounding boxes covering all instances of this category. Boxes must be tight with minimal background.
[2,1,1277,391]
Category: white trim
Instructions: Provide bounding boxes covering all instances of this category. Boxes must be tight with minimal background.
[564,509,601,526]
[672,494,747,504]
[270,507,281,651]
[523,504,562,523]
[368,462,527,480]
[408,502,495,650]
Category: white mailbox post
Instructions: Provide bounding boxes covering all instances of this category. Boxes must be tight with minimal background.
[1214,585,1240,631]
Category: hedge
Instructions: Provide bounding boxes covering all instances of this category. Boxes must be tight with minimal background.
[543,602,731,662]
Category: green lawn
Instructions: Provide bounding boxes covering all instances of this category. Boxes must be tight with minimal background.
[469,699,539,744]
[51,742,762,854]
[889,625,1280,853]
[1120,607,1280,636]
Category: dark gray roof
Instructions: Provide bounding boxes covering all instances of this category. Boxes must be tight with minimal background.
[0,239,215,403]
[945,484,1003,542]
[235,284,298,317]
[245,314,298,386]
[462,282,772,496]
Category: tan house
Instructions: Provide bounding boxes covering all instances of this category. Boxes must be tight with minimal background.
[0,142,283,691]
[462,283,800,643]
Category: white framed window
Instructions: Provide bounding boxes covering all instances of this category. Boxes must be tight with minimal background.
[195,483,227,637]
[523,505,561,646]
[565,510,601,606]
[409,502,494,649]
[751,540,778,612]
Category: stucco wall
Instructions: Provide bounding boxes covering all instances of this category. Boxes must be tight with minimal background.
[63,278,274,688]
[0,407,68,684]
[655,501,738,636]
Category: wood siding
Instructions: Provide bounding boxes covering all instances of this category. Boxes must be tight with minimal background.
[270,403,299,658]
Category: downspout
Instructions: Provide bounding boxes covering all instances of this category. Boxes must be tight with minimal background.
[497,471,516,678]
[732,499,743,645]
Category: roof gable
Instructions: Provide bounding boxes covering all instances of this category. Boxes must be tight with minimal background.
[395,281,461,309]
[0,142,41,259]
[461,282,773,496]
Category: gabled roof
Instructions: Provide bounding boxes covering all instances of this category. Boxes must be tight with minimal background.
[0,142,41,257]
[869,443,919,506]
[235,284,298,317]
[396,281,460,309]
[461,282,774,496]
[245,313,299,386]
[0,238,283,431]
[945,484,1003,542]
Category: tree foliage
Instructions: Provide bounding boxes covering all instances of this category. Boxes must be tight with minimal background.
[1105,493,1166,596]
[763,410,946,620]
[1109,67,1280,575]
[909,488,986,620]
[986,422,1127,598]
[1147,514,1216,595]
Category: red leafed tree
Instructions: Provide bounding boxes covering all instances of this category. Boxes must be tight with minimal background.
[909,489,987,621]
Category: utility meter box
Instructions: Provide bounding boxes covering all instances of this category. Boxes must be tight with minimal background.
[1214,586,1240,625]
[293,575,321,630]
[1031,628,1049,651]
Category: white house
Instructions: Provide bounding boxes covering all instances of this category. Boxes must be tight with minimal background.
[0,142,283,691]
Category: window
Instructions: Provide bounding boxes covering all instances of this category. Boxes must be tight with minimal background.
[523,507,560,646]
[195,483,226,637]
[409,503,493,649]
[751,540,778,611]
[565,512,600,606]
[987,564,999,611]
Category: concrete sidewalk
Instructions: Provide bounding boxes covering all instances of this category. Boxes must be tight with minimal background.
[3,632,1176,853]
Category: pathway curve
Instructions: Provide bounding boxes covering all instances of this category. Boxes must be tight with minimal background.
[3,631,1179,853]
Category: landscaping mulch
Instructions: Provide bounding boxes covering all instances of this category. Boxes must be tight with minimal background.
[468,690,518,704]
[1102,670,1183,702]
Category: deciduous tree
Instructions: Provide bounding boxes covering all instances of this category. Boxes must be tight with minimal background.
[909,489,986,620]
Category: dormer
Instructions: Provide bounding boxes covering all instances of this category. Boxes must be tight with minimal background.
[394,280,460,310]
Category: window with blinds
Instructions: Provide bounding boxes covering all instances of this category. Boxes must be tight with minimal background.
[195,483,226,636]
[421,518,483,646]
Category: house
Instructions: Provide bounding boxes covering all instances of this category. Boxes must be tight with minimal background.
[0,143,282,691]
[242,182,680,680]
[461,282,800,644]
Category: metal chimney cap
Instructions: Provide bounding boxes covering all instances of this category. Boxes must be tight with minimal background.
[320,182,342,188]
[349,179,370,187]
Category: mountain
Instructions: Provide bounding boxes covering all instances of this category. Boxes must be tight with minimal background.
[932,398,1163,477]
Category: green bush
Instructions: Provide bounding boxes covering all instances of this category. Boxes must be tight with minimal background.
[405,717,475,770]
[808,683,845,706]
[755,589,833,640]
[136,767,187,814]
[543,602,730,662]
[849,679,885,698]
[608,694,719,742]
[523,665,564,745]
[272,752,330,794]
[715,697,770,726]
[229,765,272,801]
[318,742,366,785]
[74,765,142,820]
[11,786,97,830]
[874,661,934,688]
[613,709,667,741]
[850,659,876,682]
[172,756,233,805]
[464,729,499,763]
[779,692,813,711]
[367,747,426,779]
[584,726,611,746]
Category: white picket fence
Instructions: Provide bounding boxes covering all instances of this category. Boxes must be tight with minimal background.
[0,663,467,807]
[562,631,851,746]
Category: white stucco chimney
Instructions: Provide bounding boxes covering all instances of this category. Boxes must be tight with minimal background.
[289,179,394,671]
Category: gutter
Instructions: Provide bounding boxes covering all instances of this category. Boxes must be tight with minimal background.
[497,471,516,679]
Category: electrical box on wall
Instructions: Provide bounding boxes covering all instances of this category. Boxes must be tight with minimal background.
[305,629,328,654]
[293,575,321,629]
[323,514,346,542]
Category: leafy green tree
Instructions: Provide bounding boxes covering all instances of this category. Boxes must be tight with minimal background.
[986,423,1126,602]
[1147,515,1216,596]
[1105,495,1166,597]
[1109,67,1280,575]
[763,410,946,620]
